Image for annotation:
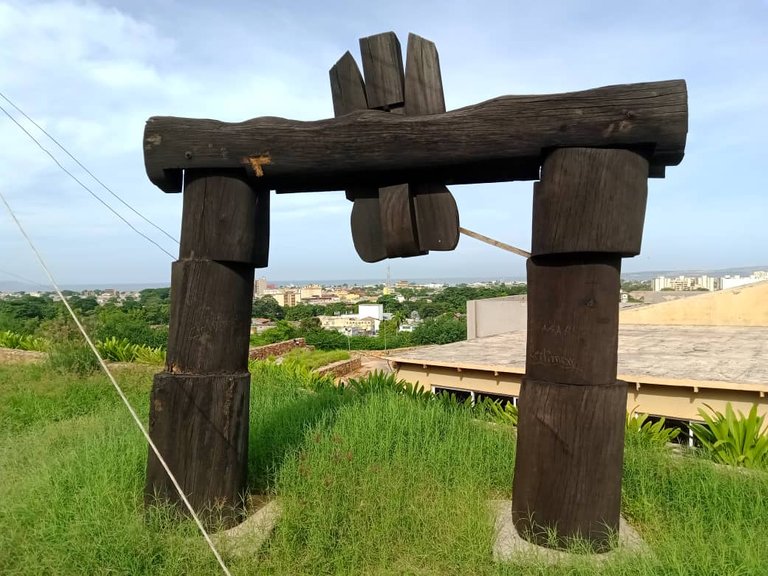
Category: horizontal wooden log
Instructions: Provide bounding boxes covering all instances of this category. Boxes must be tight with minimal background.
[512,377,627,551]
[166,259,254,374]
[526,255,621,386]
[145,371,250,527]
[533,149,648,256]
[180,169,269,266]
[144,80,688,192]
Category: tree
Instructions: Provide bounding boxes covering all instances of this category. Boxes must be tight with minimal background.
[251,296,284,320]
[410,314,467,345]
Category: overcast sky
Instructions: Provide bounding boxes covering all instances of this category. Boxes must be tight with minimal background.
[1,0,766,285]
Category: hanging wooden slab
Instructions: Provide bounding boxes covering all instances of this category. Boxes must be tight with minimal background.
[360,32,424,258]
[330,52,388,262]
[404,33,460,252]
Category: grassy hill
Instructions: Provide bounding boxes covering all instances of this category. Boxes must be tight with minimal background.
[1,362,766,575]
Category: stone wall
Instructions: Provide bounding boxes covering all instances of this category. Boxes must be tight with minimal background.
[248,338,306,361]
[316,357,362,379]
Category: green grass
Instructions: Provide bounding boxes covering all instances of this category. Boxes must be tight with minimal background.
[280,347,350,371]
[1,362,766,575]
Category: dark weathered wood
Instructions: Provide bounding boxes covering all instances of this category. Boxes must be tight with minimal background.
[359,32,423,257]
[526,255,621,385]
[512,377,627,551]
[329,51,368,117]
[513,146,649,551]
[404,33,460,252]
[144,80,688,193]
[180,169,269,266]
[165,259,254,374]
[533,149,649,257]
[349,190,387,263]
[379,184,422,257]
[145,372,250,527]
[412,182,460,251]
[330,50,388,262]
[359,32,404,110]
[404,33,445,116]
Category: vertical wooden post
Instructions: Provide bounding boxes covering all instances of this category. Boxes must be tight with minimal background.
[145,168,269,527]
[512,148,648,551]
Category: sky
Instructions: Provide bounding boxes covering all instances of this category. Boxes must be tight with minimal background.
[1,0,766,286]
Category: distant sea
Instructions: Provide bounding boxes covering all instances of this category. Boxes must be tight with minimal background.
[2,265,766,292]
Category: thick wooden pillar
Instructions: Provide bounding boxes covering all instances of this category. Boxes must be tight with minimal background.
[145,169,269,527]
[512,148,648,550]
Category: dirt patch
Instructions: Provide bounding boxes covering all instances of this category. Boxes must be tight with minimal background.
[0,347,46,364]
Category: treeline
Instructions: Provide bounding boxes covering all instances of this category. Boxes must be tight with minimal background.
[0,288,170,349]
[250,314,467,351]
[2,283,527,356]
[252,284,528,322]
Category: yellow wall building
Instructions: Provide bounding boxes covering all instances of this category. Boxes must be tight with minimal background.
[620,280,768,327]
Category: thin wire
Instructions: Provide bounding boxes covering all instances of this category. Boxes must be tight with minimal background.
[0,267,51,289]
[0,191,232,576]
[0,91,179,245]
[0,102,177,260]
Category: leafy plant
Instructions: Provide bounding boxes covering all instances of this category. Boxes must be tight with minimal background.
[690,403,768,468]
[96,337,138,362]
[479,398,519,426]
[345,370,430,401]
[0,330,47,351]
[626,410,681,445]
[133,344,166,365]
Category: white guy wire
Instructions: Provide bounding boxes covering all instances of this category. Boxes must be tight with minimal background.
[0,102,177,260]
[0,191,232,576]
[0,91,179,245]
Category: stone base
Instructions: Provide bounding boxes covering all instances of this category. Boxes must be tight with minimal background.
[214,497,282,557]
[489,500,648,565]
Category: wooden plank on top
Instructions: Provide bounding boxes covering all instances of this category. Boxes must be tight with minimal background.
[329,51,368,117]
[404,33,446,115]
[359,32,405,110]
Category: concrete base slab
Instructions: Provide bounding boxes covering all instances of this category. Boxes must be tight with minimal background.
[489,500,649,565]
[214,498,282,557]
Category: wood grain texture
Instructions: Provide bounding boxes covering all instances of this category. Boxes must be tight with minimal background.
[359,32,422,257]
[166,259,254,374]
[180,169,269,266]
[359,32,405,110]
[533,149,649,256]
[330,49,388,262]
[379,183,422,257]
[144,80,688,193]
[329,51,368,116]
[526,255,621,386]
[404,33,460,252]
[511,377,627,551]
[349,191,387,262]
[404,33,445,116]
[144,372,250,527]
[412,182,459,250]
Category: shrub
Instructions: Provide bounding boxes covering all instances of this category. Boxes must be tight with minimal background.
[96,337,138,362]
[478,398,518,426]
[134,344,166,365]
[47,340,100,375]
[0,330,47,351]
[690,403,768,468]
[626,410,681,446]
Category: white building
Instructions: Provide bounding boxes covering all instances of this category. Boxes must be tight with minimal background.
[721,272,767,290]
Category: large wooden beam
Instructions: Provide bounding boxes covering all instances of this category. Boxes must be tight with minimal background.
[144,80,687,193]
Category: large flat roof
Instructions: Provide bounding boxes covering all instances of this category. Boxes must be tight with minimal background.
[389,325,768,390]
